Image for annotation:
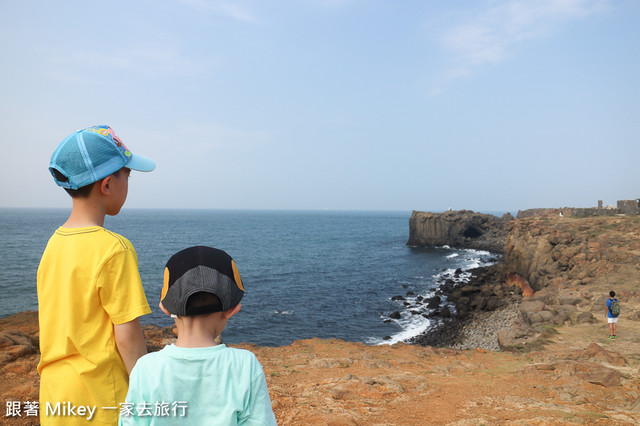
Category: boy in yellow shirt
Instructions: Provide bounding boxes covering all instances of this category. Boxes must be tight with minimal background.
[37,125,155,425]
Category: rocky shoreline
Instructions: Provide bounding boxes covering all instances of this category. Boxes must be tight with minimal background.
[406,210,640,354]
[404,210,522,351]
[408,263,522,350]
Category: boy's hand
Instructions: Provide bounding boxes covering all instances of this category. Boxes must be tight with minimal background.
[114,318,148,374]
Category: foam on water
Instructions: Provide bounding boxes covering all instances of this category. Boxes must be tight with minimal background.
[368,312,430,345]
[375,247,499,345]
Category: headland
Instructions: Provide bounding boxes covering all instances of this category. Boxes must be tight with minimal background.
[2,206,639,424]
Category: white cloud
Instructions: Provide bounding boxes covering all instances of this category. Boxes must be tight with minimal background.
[435,0,610,87]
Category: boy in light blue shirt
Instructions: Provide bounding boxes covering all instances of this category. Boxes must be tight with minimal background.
[120,246,277,425]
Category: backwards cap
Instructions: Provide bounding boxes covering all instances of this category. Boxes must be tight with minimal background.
[49,125,155,189]
[161,246,245,316]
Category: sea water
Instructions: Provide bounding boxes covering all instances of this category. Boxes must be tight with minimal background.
[0,208,498,346]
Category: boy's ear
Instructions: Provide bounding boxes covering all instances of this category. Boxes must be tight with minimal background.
[223,303,241,320]
[100,175,112,195]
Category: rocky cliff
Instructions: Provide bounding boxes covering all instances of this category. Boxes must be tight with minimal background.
[503,215,640,292]
[411,212,640,354]
[407,210,512,253]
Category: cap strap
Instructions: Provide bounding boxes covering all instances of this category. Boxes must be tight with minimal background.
[76,133,98,184]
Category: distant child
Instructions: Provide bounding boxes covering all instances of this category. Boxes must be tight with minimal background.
[120,246,277,425]
[37,125,155,425]
[606,290,620,339]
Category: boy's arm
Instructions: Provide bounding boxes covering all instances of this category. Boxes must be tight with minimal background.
[114,318,147,374]
[119,357,148,426]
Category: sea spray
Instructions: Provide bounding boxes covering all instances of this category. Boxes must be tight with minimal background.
[374,248,499,345]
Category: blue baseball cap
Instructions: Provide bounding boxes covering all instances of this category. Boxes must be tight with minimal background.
[49,125,155,189]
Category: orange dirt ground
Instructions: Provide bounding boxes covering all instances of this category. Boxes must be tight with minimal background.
[2,310,639,425]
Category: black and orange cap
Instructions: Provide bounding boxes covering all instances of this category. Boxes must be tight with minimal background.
[161,246,245,316]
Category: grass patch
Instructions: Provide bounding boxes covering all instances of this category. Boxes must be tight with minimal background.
[547,410,575,419]
[582,411,609,420]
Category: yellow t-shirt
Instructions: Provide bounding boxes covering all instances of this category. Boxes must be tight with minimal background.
[37,227,151,425]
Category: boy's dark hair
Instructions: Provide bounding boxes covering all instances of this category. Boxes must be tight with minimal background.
[609,291,616,297]
[52,168,95,198]
[52,168,125,198]
[186,292,223,316]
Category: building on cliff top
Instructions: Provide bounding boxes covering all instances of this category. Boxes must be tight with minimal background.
[518,199,640,218]
[566,199,639,218]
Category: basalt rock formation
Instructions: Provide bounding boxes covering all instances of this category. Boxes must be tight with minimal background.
[410,211,640,353]
[503,215,640,292]
[407,210,512,254]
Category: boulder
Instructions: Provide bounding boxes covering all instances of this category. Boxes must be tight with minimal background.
[527,313,544,324]
[439,306,452,318]
[470,296,486,311]
[497,330,516,349]
[485,297,505,311]
[586,365,622,387]
[538,311,554,322]
[426,297,441,309]
[590,297,608,313]
[571,343,628,366]
[555,304,577,313]
[576,312,597,324]
[521,300,545,313]
[460,286,476,296]
[535,360,622,388]
[0,331,36,366]
[552,312,571,325]
[558,297,581,306]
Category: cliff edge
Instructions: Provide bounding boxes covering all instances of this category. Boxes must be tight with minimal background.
[407,210,512,253]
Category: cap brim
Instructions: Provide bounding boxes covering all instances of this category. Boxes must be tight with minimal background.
[127,153,156,172]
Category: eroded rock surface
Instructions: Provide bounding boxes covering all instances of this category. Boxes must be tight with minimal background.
[407,210,511,253]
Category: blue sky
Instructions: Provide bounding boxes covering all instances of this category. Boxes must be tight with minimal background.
[1,0,638,212]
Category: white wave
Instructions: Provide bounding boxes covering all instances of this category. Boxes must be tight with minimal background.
[442,268,458,276]
[274,310,293,315]
[372,314,431,345]
[373,248,501,346]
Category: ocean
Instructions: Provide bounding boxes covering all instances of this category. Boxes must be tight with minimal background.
[0,208,498,347]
